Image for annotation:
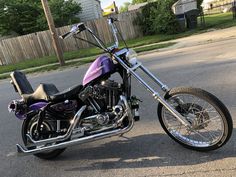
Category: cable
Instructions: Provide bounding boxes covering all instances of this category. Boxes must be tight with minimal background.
[114,22,128,49]
[73,35,104,50]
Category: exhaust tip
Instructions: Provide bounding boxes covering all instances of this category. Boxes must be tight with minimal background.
[16,144,27,156]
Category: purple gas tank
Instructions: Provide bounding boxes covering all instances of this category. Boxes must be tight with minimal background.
[83,55,114,86]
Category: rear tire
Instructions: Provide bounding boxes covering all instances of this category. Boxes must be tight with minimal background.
[22,115,66,160]
[157,87,233,151]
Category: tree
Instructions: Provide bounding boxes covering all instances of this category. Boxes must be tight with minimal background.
[0,0,41,35]
[47,0,81,27]
[135,0,181,35]
[197,0,204,10]
[0,0,81,36]
[120,2,131,13]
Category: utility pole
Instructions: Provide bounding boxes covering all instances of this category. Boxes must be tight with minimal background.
[41,0,65,66]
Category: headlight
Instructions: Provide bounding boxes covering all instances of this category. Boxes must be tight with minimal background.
[126,49,138,66]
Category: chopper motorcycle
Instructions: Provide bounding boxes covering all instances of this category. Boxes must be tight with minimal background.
[8,18,233,159]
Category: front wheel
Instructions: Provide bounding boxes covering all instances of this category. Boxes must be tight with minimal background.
[157,87,233,151]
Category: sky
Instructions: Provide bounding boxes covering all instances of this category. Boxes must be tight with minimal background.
[101,0,132,8]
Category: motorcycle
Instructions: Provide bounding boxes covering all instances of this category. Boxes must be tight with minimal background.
[8,18,233,159]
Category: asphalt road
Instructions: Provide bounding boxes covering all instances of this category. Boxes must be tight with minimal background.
[1,38,236,177]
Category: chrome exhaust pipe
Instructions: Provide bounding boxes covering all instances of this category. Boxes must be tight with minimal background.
[16,115,134,156]
[26,106,87,146]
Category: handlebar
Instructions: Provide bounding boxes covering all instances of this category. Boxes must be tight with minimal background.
[60,32,71,39]
[59,23,86,39]
[60,18,120,52]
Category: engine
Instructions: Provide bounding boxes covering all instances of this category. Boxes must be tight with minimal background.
[78,80,125,133]
[79,80,123,111]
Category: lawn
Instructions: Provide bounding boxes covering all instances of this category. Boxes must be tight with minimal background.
[203,12,236,29]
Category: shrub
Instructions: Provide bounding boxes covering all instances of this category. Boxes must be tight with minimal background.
[136,0,181,35]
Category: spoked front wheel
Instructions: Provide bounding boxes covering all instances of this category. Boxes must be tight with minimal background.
[157,87,233,151]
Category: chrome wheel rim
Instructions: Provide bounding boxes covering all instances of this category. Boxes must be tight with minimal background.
[162,94,226,148]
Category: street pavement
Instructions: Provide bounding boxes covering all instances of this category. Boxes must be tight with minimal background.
[1,34,236,177]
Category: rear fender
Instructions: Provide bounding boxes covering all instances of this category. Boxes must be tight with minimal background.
[29,102,48,111]
[9,101,48,120]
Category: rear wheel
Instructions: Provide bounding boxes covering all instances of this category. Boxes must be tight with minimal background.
[157,87,233,151]
[22,115,66,160]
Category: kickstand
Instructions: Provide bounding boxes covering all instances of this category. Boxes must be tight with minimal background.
[119,134,129,140]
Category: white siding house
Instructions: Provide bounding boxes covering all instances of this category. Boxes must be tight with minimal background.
[74,0,103,22]
[128,2,148,11]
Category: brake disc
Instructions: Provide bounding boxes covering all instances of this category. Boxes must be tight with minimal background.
[176,103,210,130]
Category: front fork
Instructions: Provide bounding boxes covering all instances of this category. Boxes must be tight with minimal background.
[114,55,191,127]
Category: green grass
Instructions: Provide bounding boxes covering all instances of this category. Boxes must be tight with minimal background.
[0,12,235,77]
[0,42,176,75]
[203,12,236,29]
[0,57,95,80]
[0,48,102,75]
[0,42,175,79]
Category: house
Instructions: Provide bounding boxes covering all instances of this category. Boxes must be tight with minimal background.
[172,0,197,15]
[202,0,233,11]
[74,0,103,22]
[128,2,148,11]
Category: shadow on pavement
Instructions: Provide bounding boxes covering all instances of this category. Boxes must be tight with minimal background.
[57,129,236,171]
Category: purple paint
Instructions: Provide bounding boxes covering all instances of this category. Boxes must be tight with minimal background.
[29,102,48,111]
[14,102,48,120]
[83,55,114,85]
[15,112,27,120]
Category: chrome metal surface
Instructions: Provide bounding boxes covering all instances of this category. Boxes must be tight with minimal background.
[157,96,190,127]
[91,98,101,112]
[113,105,123,116]
[108,18,119,48]
[96,114,109,125]
[113,54,190,127]
[130,62,142,71]
[56,120,61,132]
[161,94,226,147]
[17,96,134,155]
[115,48,128,56]
[88,98,99,113]
[26,106,87,146]
[139,65,169,92]
[16,100,134,155]
[71,127,85,139]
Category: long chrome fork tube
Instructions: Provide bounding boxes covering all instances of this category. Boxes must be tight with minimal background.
[139,65,169,92]
[114,55,190,127]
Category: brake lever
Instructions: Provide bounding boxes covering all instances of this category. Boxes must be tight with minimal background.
[60,23,86,40]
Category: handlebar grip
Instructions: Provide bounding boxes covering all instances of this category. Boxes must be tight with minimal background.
[59,32,71,39]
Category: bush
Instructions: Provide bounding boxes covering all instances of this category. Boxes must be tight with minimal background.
[136,0,181,35]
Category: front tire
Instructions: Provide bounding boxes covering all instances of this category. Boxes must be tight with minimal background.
[22,115,66,160]
[157,87,233,151]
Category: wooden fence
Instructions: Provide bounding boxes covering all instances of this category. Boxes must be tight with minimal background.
[0,10,142,65]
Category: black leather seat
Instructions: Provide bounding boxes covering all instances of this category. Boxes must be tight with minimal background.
[23,84,83,104]
[48,84,83,102]
[10,70,34,95]
[10,70,83,105]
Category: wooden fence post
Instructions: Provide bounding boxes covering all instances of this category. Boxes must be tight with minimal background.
[41,0,65,66]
